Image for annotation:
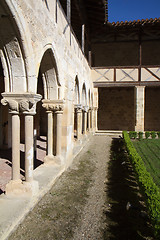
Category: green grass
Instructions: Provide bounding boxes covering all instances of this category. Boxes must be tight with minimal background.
[133,139,160,188]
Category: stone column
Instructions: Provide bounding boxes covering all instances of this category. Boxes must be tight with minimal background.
[1,97,22,195]
[92,107,98,132]
[55,109,63,157]
[74,104,82,141]
[8,113,12,148]
[46,111,53,156]
[88,108,91,132]
[24,113,34,183]
[42,99,64,166]
[90,107,93,131]
[12,113,20,181]
[135,86,145,132]
[83,106,88,135]
[1,93,41,196]
[43,109,54,164]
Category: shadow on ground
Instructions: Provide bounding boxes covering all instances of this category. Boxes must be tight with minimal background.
[103,138,154,240]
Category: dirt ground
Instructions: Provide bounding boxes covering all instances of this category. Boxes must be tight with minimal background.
[9,136,154,240]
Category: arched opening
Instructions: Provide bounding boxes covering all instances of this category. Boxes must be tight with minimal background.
[82,83,87,134]
[35,49,60,164]
[0,2,28,194]
[73,76,80,139]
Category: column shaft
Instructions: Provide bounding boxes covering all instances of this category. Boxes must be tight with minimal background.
[47,111,53,156]
[135,86,145,132]
[25,114,34,182]
[77,110,82,140]
[88,110,91,131]
[12,114,20,180]
[83,111,87,135]
[56,111,62,156]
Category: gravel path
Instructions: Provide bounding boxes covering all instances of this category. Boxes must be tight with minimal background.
[9,135,111,240]
[9,135,154,240]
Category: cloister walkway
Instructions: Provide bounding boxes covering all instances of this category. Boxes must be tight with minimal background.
[0,135,154,240]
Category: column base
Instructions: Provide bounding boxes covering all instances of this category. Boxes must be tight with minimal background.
[5,179,39,197]
[44,155,64,166]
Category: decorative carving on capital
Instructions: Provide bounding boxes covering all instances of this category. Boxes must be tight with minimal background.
[83,106,89,112]
[42,99,65,113]
[93,106,98,111]
[74,104,82,111]
[1,99,19,113]
[1,93,42,114]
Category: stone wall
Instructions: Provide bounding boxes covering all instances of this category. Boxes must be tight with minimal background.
[98,87,135,130]
[145,87,160,131]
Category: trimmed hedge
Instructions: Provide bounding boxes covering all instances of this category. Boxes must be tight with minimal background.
[123,131,160,238]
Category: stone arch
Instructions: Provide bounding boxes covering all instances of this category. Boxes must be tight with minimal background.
[73,76,80,139]
[81,83,87,134]
[81,83,87,107]
[0,1,31,93]
[37,48,60,100]
[35,48,61,163]
[0,0,36,92]
[74,76,80,104]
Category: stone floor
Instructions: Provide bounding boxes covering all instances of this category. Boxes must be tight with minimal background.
[0,136,47,193]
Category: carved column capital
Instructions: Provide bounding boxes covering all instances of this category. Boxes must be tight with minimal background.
[83,106,89,112]
[93,106,98,111]
[1,93,42,115]
[42,99,65,113]
[74,104,82,113]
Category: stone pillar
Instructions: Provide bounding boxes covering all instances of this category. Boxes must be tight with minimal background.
[1,93,41,196]
[55,110,63,157]
[12,113,20,181]
[90,107,93,130]
[8,113,12,148]
[1,97,22,195]
[43,109,54,163]
[135,86,145,132]
[42,99,64,166]
[46,111,53,156]
[88,108,91,131]
[83,106,88,135]
[92,107,98,132]
[74,104,82,141]
[24,114,34,183]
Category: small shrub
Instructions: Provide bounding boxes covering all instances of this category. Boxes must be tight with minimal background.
[138,132,143,140]
[145,131,150,139]
[150,131,156,139]
[129,131,137,139]
[157,132,160,139]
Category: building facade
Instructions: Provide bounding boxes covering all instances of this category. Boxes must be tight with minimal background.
[0,0,160,196]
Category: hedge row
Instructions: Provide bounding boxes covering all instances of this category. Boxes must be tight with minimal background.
[123,131,160,238]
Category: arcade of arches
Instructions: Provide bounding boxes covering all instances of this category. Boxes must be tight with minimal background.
[0,0,160,197]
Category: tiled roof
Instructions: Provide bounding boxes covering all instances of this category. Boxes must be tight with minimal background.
[110,17,160,27]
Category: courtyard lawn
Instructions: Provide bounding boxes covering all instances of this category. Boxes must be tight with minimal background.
[133,139,160,188]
